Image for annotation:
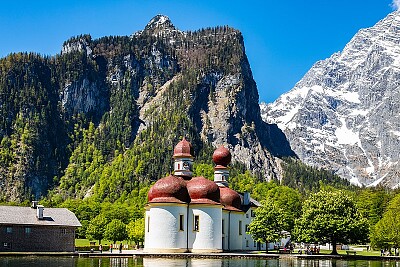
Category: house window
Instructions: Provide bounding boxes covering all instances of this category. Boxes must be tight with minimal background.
[6,227,12,234]
[246,240,249,247]
[246,214,249,218]
[61,228,67,235]
[194,215,199,232]
[254,241,257,247]
[179,214,184,231]
[25,227,31,234]
[245,224,249,233]
[3,242,11,249]
[222,219,225,234]
[251,210,255,217]
[239,221,242,235]
[147,216,150,232]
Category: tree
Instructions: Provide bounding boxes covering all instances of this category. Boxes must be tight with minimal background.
[370,194,400,251]
[247,198,289,252]
[104,219,128,244]
[127,218,145,245]
[86,214,109,244]
[293,190,369,255]
[265,185,302,233]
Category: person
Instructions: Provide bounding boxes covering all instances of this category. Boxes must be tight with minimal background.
[119,243,123,253]
[99,244,102,253]
[110,244,113,253]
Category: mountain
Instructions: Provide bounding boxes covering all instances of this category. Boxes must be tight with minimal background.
[0,15,294,202]
[262,11,400,188]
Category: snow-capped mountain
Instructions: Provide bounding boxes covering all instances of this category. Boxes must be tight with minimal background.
[262,11,400,188]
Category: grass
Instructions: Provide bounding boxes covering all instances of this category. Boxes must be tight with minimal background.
[75,239,136,248]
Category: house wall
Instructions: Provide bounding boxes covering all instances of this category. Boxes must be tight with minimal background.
[242,207,259,251]
[0,225,75,252]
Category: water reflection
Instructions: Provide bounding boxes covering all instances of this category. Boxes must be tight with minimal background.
[0,257,400,267]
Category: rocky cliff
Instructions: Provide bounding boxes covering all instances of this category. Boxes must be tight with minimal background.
[262,11,400,188]
[0,15,293,201]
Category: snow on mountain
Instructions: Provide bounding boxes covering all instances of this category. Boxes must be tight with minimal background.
[262,10,400,188]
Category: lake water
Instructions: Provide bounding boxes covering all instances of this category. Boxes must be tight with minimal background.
[0,257,399,267]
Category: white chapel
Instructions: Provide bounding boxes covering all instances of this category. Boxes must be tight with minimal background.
[144,138,264,252]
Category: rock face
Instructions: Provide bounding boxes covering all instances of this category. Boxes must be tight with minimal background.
[262,11,400,188]
[130,15,295,180]
[0,15,294,201]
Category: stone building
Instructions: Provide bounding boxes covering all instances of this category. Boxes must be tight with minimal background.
[0,203,81,252]
[144,138,264,252]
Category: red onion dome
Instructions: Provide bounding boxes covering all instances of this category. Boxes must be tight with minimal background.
[173,137,193,158]
[219,187,242,211]
[148,175,189,204]
[212,146,231,167]
[187,176,220,204]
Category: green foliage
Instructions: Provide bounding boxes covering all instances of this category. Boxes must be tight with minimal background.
[281,158,351,193]
[127,218,145,244]
[193,163,215,180]
[247,198,289,251]
[370,194,400,250]
[86,214,109,244]
[104,219,128,243]
[293,190,369,255]
[354,187,394,227]
[264,186,302,232]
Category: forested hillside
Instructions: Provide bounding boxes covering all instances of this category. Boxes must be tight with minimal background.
[0,15,298,204]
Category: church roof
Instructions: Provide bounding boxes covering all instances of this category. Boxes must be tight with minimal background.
[148,175,190,204]
[187,176,220,205]
[173,137,193,158]
[219,186,242,211]
[212,146,231,167]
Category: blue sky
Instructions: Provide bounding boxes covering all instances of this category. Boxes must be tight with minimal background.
[0,0,395,103]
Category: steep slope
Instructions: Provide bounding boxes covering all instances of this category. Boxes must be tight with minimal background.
[262,11,400,188]
[0,15,294,201]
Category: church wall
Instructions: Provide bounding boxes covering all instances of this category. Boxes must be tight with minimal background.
[242,208,257,250]
[144,204,188,252]
[228,212,243,250]
[222,211,229,250]
[188,205,222,252]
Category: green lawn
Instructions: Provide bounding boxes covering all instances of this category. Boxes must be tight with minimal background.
[75,239,137,249]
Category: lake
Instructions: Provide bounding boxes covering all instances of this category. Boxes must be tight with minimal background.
[0,257,399,267]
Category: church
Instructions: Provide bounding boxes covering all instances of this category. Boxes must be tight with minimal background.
[144,138,264,252]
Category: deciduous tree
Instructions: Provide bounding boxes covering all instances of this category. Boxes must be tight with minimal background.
[293,190,368,255]
[247,198,289,252]
[104,219,128,244]
[370,194,400,251]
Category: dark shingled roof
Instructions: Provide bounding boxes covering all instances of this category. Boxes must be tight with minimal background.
[0,206,81,227]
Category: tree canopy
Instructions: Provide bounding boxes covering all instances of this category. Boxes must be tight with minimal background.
[370,194,400,250]
[293,190,369,254]
[104,219,128,244]
[247,198,289,252]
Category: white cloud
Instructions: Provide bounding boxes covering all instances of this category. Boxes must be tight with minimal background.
[392,0,400,10]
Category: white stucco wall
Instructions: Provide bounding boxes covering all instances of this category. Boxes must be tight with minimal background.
[188,205,222,252]
[144,204,188,252]
[228,212,243,250]
[242,208,258,250]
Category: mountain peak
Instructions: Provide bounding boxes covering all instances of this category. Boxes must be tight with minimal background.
[144,14,176,32]
[263,11,400,188]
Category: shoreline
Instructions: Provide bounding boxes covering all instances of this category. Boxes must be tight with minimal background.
[0,250,398,261]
